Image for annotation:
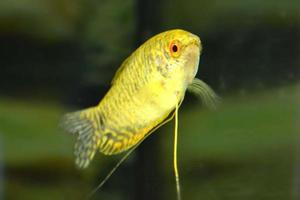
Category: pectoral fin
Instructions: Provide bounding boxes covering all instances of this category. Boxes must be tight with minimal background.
[187,78,220,109]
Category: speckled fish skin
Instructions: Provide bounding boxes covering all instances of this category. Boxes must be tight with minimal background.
[62,29,202,168]
[97,30,200,152]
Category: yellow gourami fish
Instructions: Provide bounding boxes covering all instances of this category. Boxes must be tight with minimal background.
[62,29,218,199]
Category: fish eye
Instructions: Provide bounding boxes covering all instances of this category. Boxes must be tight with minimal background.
[169,40,181,58]
[172,44,178,52]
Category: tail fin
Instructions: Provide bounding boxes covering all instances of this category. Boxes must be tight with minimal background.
[61,107,101,169]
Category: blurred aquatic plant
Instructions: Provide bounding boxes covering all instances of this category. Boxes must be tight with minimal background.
[0,0,82,40]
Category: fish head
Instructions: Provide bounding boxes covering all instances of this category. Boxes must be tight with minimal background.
[151,29,202,86]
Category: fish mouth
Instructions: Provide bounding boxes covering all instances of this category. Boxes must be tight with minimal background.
[188,35,202,78]
[188,33,201,48]
[186,36,202,57]
[184,42,200,84]
[192,38,201,47]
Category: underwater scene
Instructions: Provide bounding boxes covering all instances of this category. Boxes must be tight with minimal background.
[0,0,299,199]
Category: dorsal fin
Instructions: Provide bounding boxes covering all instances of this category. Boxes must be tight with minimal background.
[111,57,130,85]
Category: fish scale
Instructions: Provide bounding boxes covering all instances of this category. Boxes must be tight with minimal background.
[61,29,220,200]
[61,29,218,169]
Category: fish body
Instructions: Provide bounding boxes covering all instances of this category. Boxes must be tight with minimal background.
[62,29,216,169]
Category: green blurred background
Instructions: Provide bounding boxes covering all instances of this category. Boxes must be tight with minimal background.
[0,0,299,199]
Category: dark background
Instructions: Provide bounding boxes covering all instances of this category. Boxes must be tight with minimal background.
[0,0,299,199]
